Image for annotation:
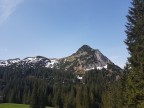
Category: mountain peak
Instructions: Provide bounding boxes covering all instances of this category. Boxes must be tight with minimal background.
[81,45,91,49]
[77,45,94,53]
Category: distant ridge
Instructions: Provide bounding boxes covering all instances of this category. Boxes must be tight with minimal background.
[0,45,122,74]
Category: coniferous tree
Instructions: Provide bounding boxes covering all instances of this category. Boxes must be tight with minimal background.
[124,0,144,107]
[76,87,83,108]
[30,84,39,108]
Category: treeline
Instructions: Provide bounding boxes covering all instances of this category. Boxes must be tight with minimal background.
[0,65,122,108]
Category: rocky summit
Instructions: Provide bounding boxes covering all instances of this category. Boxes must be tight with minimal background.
[57,45,114,73]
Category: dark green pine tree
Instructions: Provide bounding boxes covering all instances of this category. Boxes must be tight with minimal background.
[124,0,144,107]
[30,84,39,108]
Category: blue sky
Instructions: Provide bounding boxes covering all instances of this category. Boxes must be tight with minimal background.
[0,0,131,68]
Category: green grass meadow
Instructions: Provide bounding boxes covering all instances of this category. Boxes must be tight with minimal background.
[0,103,53,108]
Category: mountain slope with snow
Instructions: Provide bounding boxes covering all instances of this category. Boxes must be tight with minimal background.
[0,45,122,74]
[57,45,119,74]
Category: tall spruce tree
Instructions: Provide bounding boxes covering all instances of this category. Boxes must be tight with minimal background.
[124,0,144,107]
[30,84,39,108]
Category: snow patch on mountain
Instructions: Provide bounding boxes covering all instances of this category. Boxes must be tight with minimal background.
[97,65,107,70]
[9,58,20,63]
[0,56,59,68]
[77,75,83,80]
[85,65,108,71]
[23,57,43,63]
[45,59,58,68]
[85,67,95,71]
[0,58,20,67]
[0,61,8,66]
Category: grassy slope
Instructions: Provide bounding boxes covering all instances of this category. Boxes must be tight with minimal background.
[0,103,53,108]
